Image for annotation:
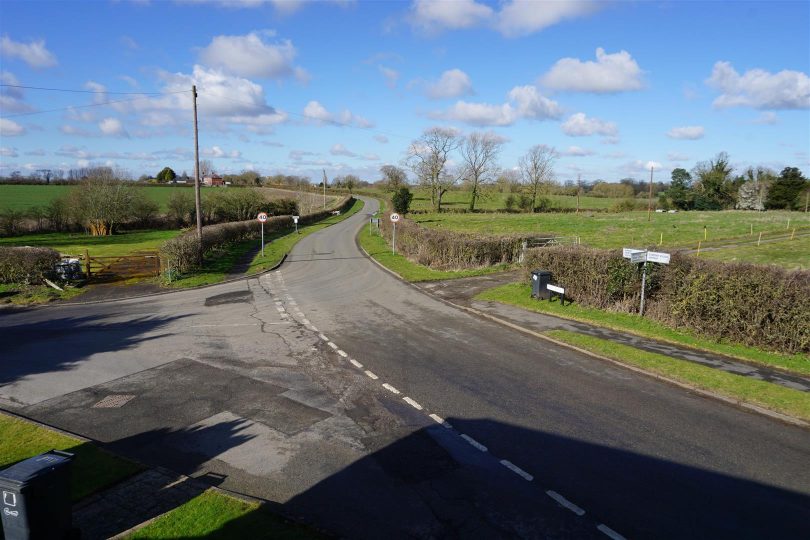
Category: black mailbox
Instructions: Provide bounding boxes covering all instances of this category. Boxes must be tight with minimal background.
[531,270,552,300]
[0,450,74,540]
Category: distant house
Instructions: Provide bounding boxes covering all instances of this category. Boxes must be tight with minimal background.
[203,174,223,186]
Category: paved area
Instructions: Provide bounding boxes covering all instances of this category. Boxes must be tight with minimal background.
[417,272,810,392]
[1,195,809,539]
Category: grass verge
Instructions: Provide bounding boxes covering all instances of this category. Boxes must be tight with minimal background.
[357,219,512,282]
[0,282,86,306]
[0,413,141,502]
[125,489,323,539]
[476,282,810,376]
[545,330,810,423]
[166,237,260,288]
[0,229,182,257]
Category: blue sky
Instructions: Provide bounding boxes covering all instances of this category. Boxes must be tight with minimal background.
[1,0,808,184]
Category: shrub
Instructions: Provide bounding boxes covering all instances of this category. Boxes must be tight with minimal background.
[0,209,26,236]
[0,247,60,284]
[523,246,810,354]
[392,187,414,214]
[518,194,534,212]
[504,194,517,211]
[611,199,639,212]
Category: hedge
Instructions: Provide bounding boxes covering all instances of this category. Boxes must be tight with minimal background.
[160,196,354,274]
[523,245,810,354]
[0,247,61,284]
[380,214,555,269]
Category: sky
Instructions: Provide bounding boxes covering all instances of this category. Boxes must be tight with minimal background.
[1,0,809,184]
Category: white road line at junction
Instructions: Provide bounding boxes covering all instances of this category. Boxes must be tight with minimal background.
[460,434,488,452]
[328,342,339,350]
[309,325,319,332]
[302,319,311,325]
[318,333,329,341]
[499,459,533,481]
[597,524,626,540]
[350,359,364,368]
[382,383,400,394]
[546,490,585,516]
[191,323,261,328]
[428,414,449,427]
[403,397,423,410]
[364,370,378,379]
[337,350,348,357]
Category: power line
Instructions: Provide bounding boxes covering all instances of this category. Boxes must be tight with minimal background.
[1,84,170,95]
[0,91,188,119]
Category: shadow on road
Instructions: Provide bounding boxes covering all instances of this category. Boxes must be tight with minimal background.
[0,313,186,387]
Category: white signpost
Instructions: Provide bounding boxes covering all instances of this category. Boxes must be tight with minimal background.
[257,212,268,257]
[390,213,400,255]
[292,215,299,234]
[624,248,671,315]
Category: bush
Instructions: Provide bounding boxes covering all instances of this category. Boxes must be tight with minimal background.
[392,187,414,214]
[0,247,60,284]
[504,194,517,211]
[0,209,26,236]
[611,199,640,212]
[523,246,810,354]
[518,194,533,212]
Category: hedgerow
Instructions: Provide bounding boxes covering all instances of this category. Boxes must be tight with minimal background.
[0,247,61,284]
[523,245,810,354]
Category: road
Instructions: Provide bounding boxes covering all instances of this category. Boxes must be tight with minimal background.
[1,195,809,539]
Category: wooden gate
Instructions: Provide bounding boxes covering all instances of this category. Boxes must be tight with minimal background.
[81,250,161,281]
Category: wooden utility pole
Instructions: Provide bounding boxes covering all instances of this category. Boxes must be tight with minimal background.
[322,169,327,209]
[576,174,581,214]
[192,85,203,265]
[647,165,654,222]
[805,190,809,213]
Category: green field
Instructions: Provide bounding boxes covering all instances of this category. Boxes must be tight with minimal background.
[411,209,810,252]
[698,234,810,270]
[0,229,182,257]
[0,184,322,213]
[407,188,622,212]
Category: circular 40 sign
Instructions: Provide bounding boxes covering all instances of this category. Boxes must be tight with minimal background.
[390,213,400,222]
[257,212,268,222]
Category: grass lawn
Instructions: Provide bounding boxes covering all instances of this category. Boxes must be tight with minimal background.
[698,234,810,270]
[0,413,141,502]
[358,218,511,282]
[125,489,324,539]
[477,282,810,376]
[0,229,182,257]
[407,188,622,211]
[546,330,810,423]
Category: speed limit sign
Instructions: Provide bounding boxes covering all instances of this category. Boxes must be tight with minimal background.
[257,212,268,222]
[390,213,400,222]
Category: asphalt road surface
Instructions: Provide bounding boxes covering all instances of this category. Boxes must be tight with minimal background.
[1,196,809,539]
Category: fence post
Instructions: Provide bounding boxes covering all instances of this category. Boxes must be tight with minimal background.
[84,249,91,280]
[519,240,527,264]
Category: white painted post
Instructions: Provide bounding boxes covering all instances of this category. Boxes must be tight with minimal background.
[639,260,648,316]
[392,222,396,255]
[261,221,264,258]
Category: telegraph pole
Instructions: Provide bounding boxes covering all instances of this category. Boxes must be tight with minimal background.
[192,85,203,266]
[647,165,654,222]
[576,174,581,214]
[322,169,327,209]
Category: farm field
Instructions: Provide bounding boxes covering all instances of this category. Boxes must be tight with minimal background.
[0,184,338,213]
[698,234,810,270]
[407,189,624,211]
[0,229,181,257]
[411,210,810,251]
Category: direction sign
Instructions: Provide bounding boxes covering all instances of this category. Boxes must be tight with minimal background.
[390,213,401,222]
[646,251,671,264]
[623,247,644,259]
[257,212,268,222]
[630,251,647,264]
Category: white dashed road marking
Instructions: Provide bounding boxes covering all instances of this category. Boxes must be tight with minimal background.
[337,350,348,357]
[460,434,488,452]
[318,333,329,341]
[350,359,364,369]
[364,370,378,380]
[403,397,423,410]
[382,383,400,394]
[500,459,534,481]
[328,342,339,350]
[597,524,627,540]
[546,490,586,516]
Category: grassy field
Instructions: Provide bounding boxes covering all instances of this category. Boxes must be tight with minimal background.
[477,282,810,375]
[546,330,810,423]
[0,229,182,257]
[126,490,323,539]
[698,234,810,270]
[0,413,141,501]
[405,188,623,212]
[0,184,341,213]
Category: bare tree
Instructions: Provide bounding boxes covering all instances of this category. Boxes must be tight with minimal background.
[70,167,134,235]
[380,165,408,192]
[460,132,502,211]
[199,159,214,177]
[519,145,557,212]
[406,127,460,212]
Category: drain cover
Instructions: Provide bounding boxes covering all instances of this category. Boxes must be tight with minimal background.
[92,394,136,408]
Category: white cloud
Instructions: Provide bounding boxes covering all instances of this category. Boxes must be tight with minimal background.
[330,143,357,157]
[0,71,33,113]
[85,81,108,104]
[561,113,618,137]
[496,0,600,37]
[410,0,492,32]
[60,125,94,137]
[0,36,57,68]
[99,117,128,137]
[120,75,139,88]
[624,160,663,173]
[667,152,689,162]
[427,69,473,99]
[434,85,561,126]
[302,100,373,128]
[0,118,25,136]
[203,145,242,158]
[120,35,139,50]
[374,134,389,144]
[666,126,704,140]
[199,31,306,80]
[706,61,810,110]
[541,48,644,93]
[561,146,595,157]
[25,149,46,156]
[379,65,399,88]
[0,147,18,158]
[752,112,779,125]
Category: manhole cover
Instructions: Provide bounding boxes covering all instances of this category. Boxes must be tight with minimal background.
[92,395,136,408]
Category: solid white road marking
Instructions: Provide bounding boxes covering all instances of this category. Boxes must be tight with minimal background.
[328,342,339,350]
[191,323,263,328]
[350,359,364,369]
[597,524,626,540]
[364,370,378,379]
[403,397,423,410]
[318,333,329,341]
[382,383,400,394]
[460,434,488,452]
[309,325,319,332]
[546,491,585,516]
[499,459,534,481]
[337,350,348,357]
[302,319,311,325]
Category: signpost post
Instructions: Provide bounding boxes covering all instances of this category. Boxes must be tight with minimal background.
[624,248,671,315]
[390,213,400,255]
[293,215,299,234]
[257,212,268,257]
